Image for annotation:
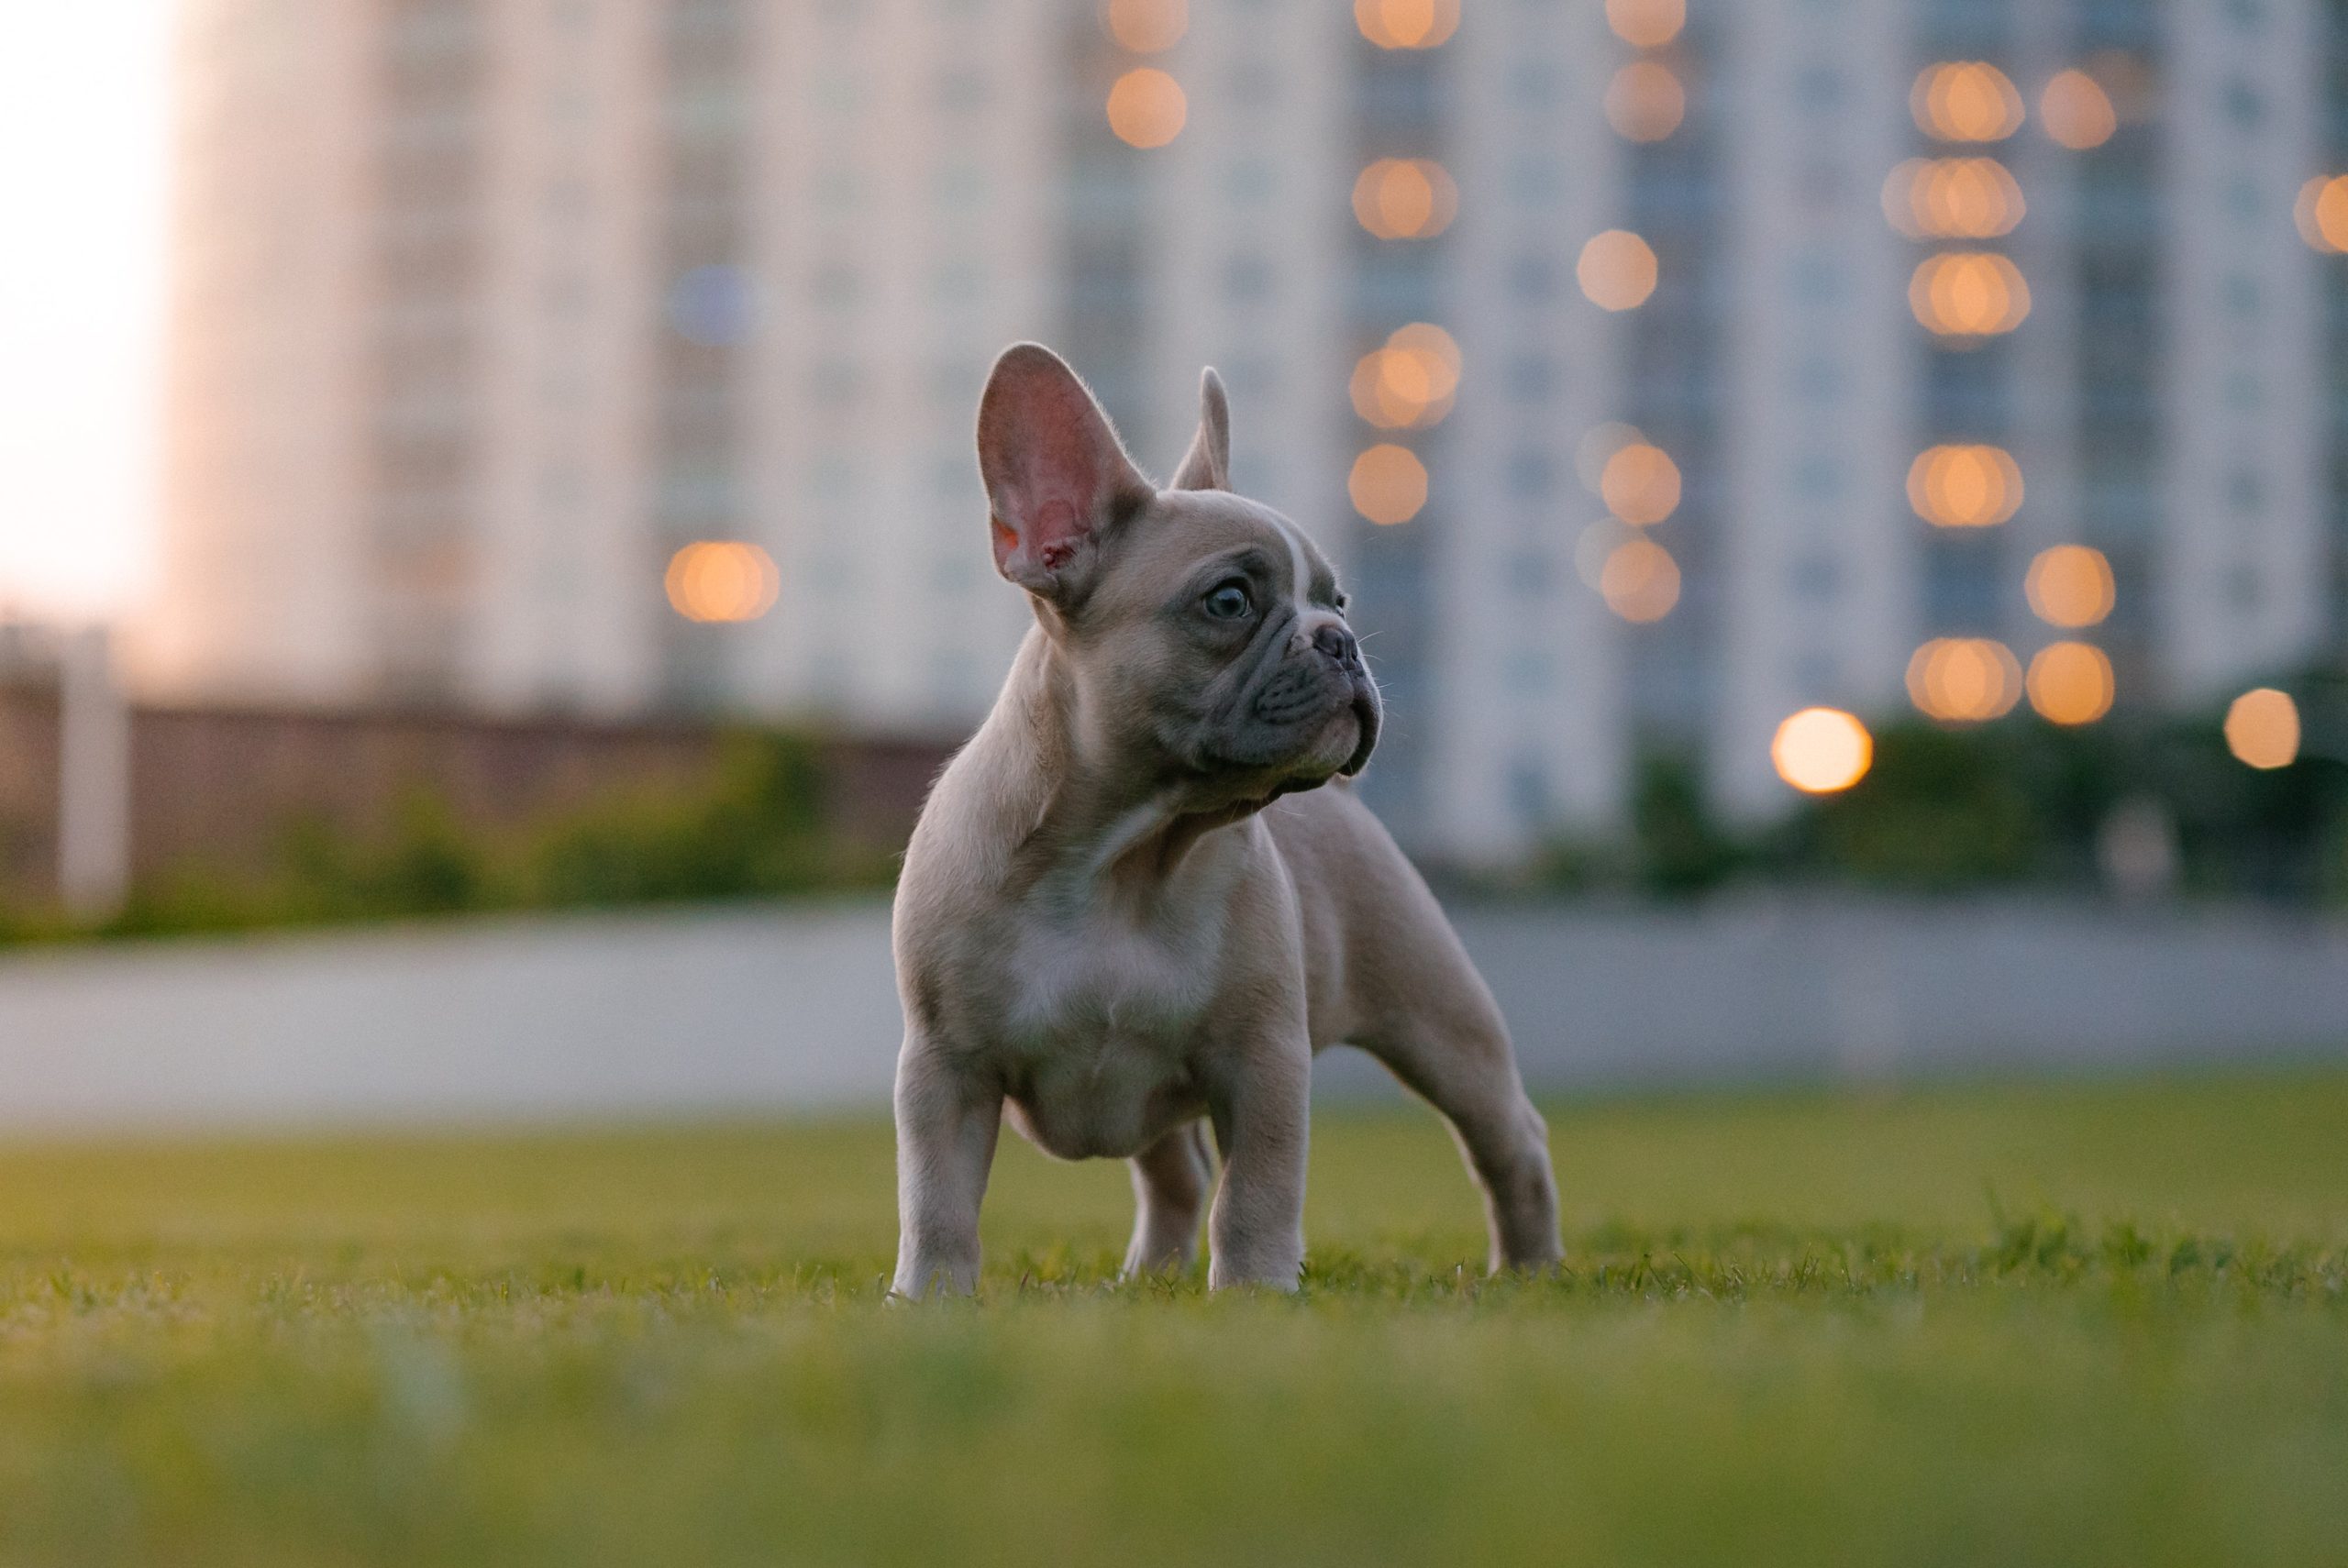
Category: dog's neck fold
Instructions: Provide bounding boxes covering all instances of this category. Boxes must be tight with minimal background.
[992,630,1250,910]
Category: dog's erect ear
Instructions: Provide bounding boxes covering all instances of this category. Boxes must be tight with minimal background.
[977,343,1151,600]
[1170,367,1231,492]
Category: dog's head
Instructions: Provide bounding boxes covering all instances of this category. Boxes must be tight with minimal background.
[976,343,1379,806]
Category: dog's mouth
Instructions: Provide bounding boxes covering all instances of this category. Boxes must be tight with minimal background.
[1337,686,1380,778]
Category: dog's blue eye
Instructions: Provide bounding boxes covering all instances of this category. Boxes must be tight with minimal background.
[1204,583,1252,620]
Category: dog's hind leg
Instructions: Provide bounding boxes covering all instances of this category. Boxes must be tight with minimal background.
[1353,974,1562,1274]
[1122,1120,1214,1277]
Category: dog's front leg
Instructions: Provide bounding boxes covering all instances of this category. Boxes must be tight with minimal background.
[1204,1039,1311,1291]
[891,1039,1002,1298]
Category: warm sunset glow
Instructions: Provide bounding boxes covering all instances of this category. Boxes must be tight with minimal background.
[1606,0,1685,50]
[1772,708,1873,794]
[1907,638,2022,723]
[1578,230,1658,311]
[1600,442,1682,526]
[666,542,781,624]
[1605,61,1686,142]
[1350,324,1462,429]
[1908,445,2023,528]
[0,2,172,622]
[2295,176,2348,254]
[1881,158,2025,239]
[2025,546,2115,628]
[1912,62,2024,142]
[1350,445,1429,525]
[2224,689,2301,770]
[1910,252,2032,337]
[1355,0,1458,50]
[1104,0,1188,52]
[2027,642,2114,725]
[1599,538,1680,622]
[1353,160,1457,240]
[2040,69,2117,149]
[1106,69,1187,148]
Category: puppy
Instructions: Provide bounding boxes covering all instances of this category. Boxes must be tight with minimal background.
[891,344,1561,1293]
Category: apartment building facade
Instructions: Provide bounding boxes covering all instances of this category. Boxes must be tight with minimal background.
[152,0,2348,858]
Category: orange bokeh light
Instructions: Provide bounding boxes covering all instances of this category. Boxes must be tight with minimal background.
[1353,159,1457,240]
[2295,175,2348,254]
[1350,324,1462,429]
[1605,61,1686,142]
[1882,157,2024,239]
[1355,0,1458,50]
[1103,0,1188,52]
[1105,69,1187,148]
[1578,230,1658,311]
[1600,442,1682,526]
[1910,251,2032,337]
[2025,546,2115,629]
[2041,68,2117,149]
[1350,444,1429,525]
[2026,641,2114,725]
[1907,637,2022,723]
[1912,61,2024,141]
[1907,445,2023,527]
[1772,708,1873,793]
[2224,689,2301,770]
[666,541,780,624]
[1599,537,1680,623]
[1606,0,1684,50]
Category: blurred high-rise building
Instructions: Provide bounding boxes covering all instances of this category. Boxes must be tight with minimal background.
[152,0,2348,861]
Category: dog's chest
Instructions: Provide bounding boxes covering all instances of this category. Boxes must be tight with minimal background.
[992,911,1221,1158]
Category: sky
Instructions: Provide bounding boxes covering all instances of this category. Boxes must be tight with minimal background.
[0,3,173,623]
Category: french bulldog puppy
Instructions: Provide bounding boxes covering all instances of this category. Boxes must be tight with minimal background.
[891,343,1561,1294]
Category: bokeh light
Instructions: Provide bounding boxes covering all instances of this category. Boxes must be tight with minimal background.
[1881,158,2025,239]
[1106,68,1187,148]
[1907,445,2023,527]
[1354,0,1458,50]
[1911,62,2024,141]
[1350,444,1428,525]
[666,542,780,624]
[1599,537,1681,622]
[1574,518,1637,591]
[2224,689,2301,770]
[1772,708,1873,794]
[1605,61,1686,142]
[1353,159,1457,240]
[1600,442,1681,525]
[1907,638,2022,723]
[1578,229,1658,311]
[1103,0,1187,53]
[2025,546,2115,629]
[2294,175,2348,254]
[2040,68,2117,149]
[1605,0,1684,49]
[1576,423,1645,493]
[2026,641,2114,725]
[1910,251,2032,337]
[1350,324,1462,429]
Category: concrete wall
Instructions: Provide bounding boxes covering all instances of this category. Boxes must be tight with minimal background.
[0,897,2340,1134]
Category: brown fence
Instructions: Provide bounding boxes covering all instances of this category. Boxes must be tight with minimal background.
[0,679,958,908]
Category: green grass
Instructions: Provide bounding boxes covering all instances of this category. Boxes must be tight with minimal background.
[2,1070,2345,1567]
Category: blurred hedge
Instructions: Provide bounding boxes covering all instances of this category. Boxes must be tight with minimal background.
[0,731,900,946]
[1537,662,2348,903]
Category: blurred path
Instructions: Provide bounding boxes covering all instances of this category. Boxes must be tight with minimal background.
[1,898,2344,1132]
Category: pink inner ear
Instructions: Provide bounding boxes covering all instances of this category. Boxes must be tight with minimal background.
[980,348,1131,582]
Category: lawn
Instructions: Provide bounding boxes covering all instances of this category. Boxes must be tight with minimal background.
[1,1069,2344,1567]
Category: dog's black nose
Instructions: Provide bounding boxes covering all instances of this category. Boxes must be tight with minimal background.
[1313,624,1360,668]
